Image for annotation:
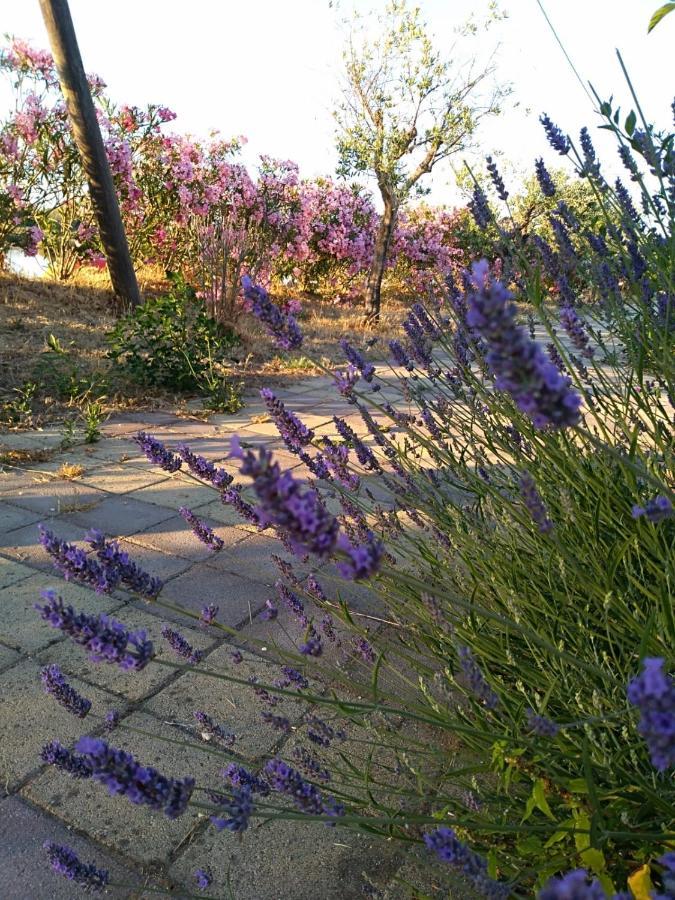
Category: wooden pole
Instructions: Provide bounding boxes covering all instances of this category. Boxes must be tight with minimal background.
[38,0,141,308]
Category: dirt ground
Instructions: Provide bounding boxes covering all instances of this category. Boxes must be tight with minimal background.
[0,271,408,431]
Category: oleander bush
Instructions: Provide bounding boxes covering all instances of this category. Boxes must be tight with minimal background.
[28,75,674,900]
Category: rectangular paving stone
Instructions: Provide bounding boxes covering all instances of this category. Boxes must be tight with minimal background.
[21,711,224,866]
[36,605,215,702]
[158,562,273,628]
[207,532,297,586]
[0,795,142,900]
[129,479,217,511]
[128,513,246,563]
[0,516,91,574]
[77,463,170,495]
[61,494,176,537]
[0,555,36,589]
[0,642,21,672]
[112,538,195,582]
[0,501,42,536]
[141,645,305,760]
[2,480,107,517]
[0,658,118,792]
[0,572,124,654]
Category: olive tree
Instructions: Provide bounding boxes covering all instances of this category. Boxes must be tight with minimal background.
[335,0,506,321]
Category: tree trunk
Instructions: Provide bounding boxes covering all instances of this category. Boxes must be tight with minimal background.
[365,196,396,324]
[39,0,141,308]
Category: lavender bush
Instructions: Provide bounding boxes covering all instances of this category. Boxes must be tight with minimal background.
[30,82,673,898]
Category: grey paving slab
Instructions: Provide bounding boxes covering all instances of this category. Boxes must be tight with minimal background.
[181,496,257,531]
[77,464,170,495]
[2,479,108,517]
[62,494,176,536]
[22,711,225,866]
[129,478,217,511]
[208,532,298,586]
[158,562,273,628]
[168,814,403,900]
[0,658,118,792]
[110,537,195,582]
[0,516,90,573]
[36,607,215,703]
[140,645,305,761]
[0,572,124,654]
[0,795,142,899]
[0,643,20,672]
[0,555,36,589]
[127,513,246,563]
[0,501,42,536]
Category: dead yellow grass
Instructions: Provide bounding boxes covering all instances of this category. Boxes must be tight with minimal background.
[56,462,85,480]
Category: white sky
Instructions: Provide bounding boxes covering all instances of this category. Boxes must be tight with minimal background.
[1,0,673,207]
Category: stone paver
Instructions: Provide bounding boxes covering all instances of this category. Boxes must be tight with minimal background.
[0,385,423,898]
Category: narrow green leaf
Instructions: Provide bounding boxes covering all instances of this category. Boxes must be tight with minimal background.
[648,2,675,32]
[625,110,637,135]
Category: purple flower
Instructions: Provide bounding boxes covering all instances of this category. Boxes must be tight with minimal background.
[333,365,360,398]
[458,646,499,709]
[176,444,233,489]
[260,388,314,452]
[262,711,291,732]
[194,868,212,890]
[540,113,570,155]
[210,785,253,832]
[104,709,120,731]
[231,438,340,559]
[336,531,383,581]
[525,708,560,738]
[340,339,375,382]
[654,852,675,900]
[389,339,414,371]
[178,506,224,551]
[264,758,344,819]
[535,158,556,197]
[259,597,278,620]
[632,495,673,524]
[321,437,360,490]
[403,309,434,366]
[276,581,307,625]
[194,710,235,746]
[354,637,376,664]
[486,155,509,201]
[35,591,154,671]
[200,604,219,626]
[538,869,608,899]
[469,184,491,229]
[230,649,243,664]
[38,526,115,594]
[292,746,331,783]
[221,485,261,527]
[132,431,182,472]
[333,417,381,472]
[40,664,91,718]
[75,736,195,818]
[299,636,323,657]
[84,529,163,598]
[424,828,510,900]
[466,261,582,429]
[627,657,675,772]
[307,716,346,747]
[559,304,594,359]
[519,472,554,534]
[162,626,204,665]
[281,666,308,689]
[242,276,302,350]
[41,740,93,779]
[222,762,270,795]
[44,841,109,893]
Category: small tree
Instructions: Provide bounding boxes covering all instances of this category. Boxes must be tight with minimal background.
[335,0,506,321]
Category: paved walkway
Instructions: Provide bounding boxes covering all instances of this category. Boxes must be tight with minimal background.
[0,377,441,900]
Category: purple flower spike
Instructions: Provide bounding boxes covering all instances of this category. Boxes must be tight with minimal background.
[340,339,375,382]
[231,439,340,560]
[44,841,109,893]
[424,828,510,900]
[538,869,608,899]
[104,709,120,731]
[535,158,556,197]
[35,591,154,671]
[38,526,116,594]
[336,531,383,581]
[178,507,224,551]
[41,740,93,779]
[519,472,554,534]
[176,444,233,489]
[75,736,195,818]
[458,646,499,710]
[466,261,582,429]
[242,276,302,350]
[162,626,204,665]
[632,495,673,523]
[210,785,253,832]
[627,657,675,772]
[194,710,235,747]
[540,113,570,155]
[264,758,344,819]
[333,365,360,398]
[85,529,163,599]
[299,636,323,657]
[222,762,271,795]
[262,711,291,732]
[525,709,560,739]
[132,431,182,472]
[40,664,91,718]
[260,388,314,452]
[195,868,212,890]
[200,603,219,626]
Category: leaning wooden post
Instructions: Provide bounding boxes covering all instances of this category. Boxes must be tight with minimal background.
[39,0,141,308]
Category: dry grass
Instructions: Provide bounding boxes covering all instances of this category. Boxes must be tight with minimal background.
[56,462,85,480]
[0,270,411,427]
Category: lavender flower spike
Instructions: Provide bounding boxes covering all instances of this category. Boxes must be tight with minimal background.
[466,260,582,429]
[458,646,499,709]
[210,785,254,832]
[41,740,94,779]
[260,388,314,452]
[242,276,302,350]
[178,507,224,551]
[519,472,554,534]
[162,626,204,665]
[424,828,510,900]
[538,869,608,899]
[85,529,163,599]
[132,431,182,472]
[176,444,233,489]
[540,113,570,155]
[195,868,213,890]
[44,841,109,893]
[38,525,115,594]
[265,758,344,819]
[627,657,675,772]
[40,664,91,718]
[194,710,235,746]
[75,736,195,818]
[632,495,673,523]
[35,591,154,671]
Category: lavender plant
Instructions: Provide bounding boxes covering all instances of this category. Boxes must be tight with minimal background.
[33,86,673,899]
